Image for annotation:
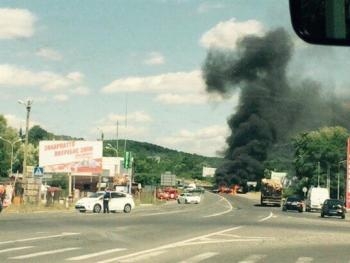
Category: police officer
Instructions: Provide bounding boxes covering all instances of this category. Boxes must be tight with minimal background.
[103,190,110,213]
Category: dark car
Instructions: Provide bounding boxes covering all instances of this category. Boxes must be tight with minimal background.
[282,196,304,213]
[321,199,346,219]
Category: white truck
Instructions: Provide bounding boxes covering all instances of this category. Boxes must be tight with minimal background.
[305,186,329,212]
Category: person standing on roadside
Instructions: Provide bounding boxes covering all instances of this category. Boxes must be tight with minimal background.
[103,190,110,213]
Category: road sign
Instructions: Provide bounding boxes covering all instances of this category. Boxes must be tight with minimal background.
[124,151,132,169]
[33,166,44,177]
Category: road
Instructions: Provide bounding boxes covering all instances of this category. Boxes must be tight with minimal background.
[1,192,350,262]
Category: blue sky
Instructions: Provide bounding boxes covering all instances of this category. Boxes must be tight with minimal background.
[1,1,349,157]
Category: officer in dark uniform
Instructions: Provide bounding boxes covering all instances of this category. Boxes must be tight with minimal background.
[103,190,110,213]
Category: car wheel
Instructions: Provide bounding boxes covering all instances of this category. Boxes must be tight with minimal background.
[342,214,345,219]
[124,204,132,213]
[321,212,324,218]
[93,204,102,213]
[298,208,303,213]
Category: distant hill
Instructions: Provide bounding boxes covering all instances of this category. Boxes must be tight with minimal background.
[24,123,222,181]
[105,139,222,164]
[104,139,223,181]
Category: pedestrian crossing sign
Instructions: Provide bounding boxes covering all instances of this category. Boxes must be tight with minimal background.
[33,166,44,177]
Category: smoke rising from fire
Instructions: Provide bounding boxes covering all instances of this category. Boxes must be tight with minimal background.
[202,28,350,186]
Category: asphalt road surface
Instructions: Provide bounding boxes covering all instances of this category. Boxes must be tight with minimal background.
[1,192,350,263]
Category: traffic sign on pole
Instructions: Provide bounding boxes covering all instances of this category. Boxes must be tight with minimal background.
[33,166,44,177]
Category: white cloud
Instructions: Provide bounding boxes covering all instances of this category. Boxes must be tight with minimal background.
[197,2,224,13]
[0,64,90,99]
[200,18,265,50]
[102,70,238,105]
[144,52,165,65]
[4,113,41,131]
[105,111,153,124]
[0,8,36,39]
[102,70,203,94]
[53,94,69,102]
[67,72,83,82]
[155,93,206,105]
[4,114,23,129]
[70,86,90,95]
[156,125,229,157]
[36,48,63,61]
[92,111,153,140]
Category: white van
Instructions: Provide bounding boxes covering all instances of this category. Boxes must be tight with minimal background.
[305,187,330,212]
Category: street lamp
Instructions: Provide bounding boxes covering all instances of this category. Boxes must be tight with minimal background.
[105,143,118,157]
[97,128,104,141]
[0,137,22,176]
[18,99,33,178]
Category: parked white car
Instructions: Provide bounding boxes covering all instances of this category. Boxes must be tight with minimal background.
[75,191,135,213]
[177,192,201,204]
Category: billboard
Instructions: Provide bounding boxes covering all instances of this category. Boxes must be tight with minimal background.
[39,141,103,174]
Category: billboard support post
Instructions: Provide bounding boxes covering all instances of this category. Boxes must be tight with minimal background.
[68,172,72,198]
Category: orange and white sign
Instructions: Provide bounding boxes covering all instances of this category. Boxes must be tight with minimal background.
[39,141,102,174]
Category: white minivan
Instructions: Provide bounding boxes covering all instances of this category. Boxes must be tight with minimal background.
[305,187,330,212]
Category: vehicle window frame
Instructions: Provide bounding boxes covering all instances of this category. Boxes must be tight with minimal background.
[289,0,350,46]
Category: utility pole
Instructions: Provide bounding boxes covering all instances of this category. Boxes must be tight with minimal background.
[115,121,119,157]
[124,94,128,155]
[317,161,320,187]
[18,99,33,202]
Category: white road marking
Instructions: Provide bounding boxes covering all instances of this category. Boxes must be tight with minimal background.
[118,250,167,262]
[296,257,314,263]
[203,194,233,218]
[66,248,127,260]
[96,226,242,263]
[177,252,219,263]
[142,210,187,216]
[0,232,80,245]
[238,254,267,263]
[184,238,274,246]
[258,212,274,222]
[0,246,33,253]
[10,247,80,259]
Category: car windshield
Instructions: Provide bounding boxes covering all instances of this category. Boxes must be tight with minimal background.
[287,197,301,202]
[328,200,343,206]
[1,1,350,263]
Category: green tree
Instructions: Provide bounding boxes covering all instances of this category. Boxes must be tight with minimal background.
[0,115,22,177]
[292,126,349,197]
[29,125,54,146]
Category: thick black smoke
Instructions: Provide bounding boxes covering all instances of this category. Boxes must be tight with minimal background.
[203,28,350,186]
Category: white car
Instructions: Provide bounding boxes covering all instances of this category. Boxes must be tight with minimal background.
[75,191,135,213]
[177,192,201,204]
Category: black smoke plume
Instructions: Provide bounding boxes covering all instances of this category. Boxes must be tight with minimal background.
[203,28,350,187]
